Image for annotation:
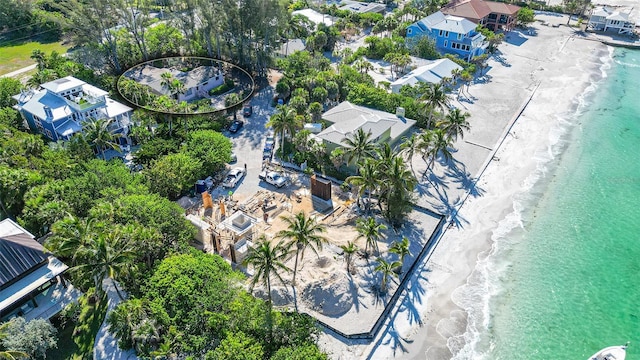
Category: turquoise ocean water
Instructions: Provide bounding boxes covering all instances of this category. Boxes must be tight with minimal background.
[455,48,640,359]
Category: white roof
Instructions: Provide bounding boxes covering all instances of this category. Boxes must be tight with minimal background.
[414,11,477,35]
[40,76,85,94]
[105,98,132,118]
[318,101,416,146]
[0,219,34,239]
[391,58,463,92]
[592,6,633,22]
[292,9,335,26]
[339,0,386,14]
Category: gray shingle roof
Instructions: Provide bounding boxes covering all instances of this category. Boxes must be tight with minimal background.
[318,101,416,146]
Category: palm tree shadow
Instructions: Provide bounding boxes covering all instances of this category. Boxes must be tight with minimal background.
[380,323,415,356]
[429,185,469,229]
[397,270,430,326]
[445,159,485,198]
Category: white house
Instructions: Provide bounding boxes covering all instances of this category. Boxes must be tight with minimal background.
[12,76,133,143]
[390,58,463,93]
[0,219,81,322]
[588,6,635,35]
[292,9,336,27]
[315,101,416,153]
[339,0,386,14]
[274,39,306,57]
[128,65,225,102]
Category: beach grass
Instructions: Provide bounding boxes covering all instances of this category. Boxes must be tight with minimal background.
[0,40,69,76]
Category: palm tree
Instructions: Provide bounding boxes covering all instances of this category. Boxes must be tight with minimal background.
[73,230,137,300]
[0,322,28,360]
[82,118,122,160]
[266,105,298,158]
[341,128,377,171]
[400,133,420,177]
[565,1,579,25]
[340,241,358,275]
[420,83,449,128]
[355,217,387,256]
[47,215,101,262]
[389,237,411,273]
[243,236,290,309]
[160,72,174,93]
[346,158,379,214]
[428,128,454,170]
[277,211,327,286]
[379,156,416,226]
[438,108,471,141]
[375,258,401,293]
[460,71,473,95]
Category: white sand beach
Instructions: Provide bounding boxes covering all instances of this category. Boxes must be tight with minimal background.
[317,13,613,359]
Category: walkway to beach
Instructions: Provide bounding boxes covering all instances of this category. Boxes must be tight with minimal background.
[93,278,138,360]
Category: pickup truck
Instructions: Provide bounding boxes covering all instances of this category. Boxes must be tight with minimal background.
[259,171,287,188]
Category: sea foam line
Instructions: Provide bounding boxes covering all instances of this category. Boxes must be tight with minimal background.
[446,46,614,360]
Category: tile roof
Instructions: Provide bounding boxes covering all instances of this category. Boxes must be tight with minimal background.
[442,0,519,22]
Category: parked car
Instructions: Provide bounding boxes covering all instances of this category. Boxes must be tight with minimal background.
[229,120,243,133]
[259,171,287,188]
[222,167,246,188]
[262,148,272,160]
[243,105,253,116]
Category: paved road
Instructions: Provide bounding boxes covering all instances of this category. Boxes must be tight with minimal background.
[0,64,37,78]
[210,84,279,203]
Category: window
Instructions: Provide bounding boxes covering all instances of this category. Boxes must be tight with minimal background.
[444,31,449,37]
[202,82,208,86]
[45,129,53,139]
[407,28,412,34]
[439,30,443,36]
[444,40,448,48]
[457,33,462,40]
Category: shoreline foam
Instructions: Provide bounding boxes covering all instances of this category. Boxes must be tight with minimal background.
[348,13,614,360]
[448,45,615,359]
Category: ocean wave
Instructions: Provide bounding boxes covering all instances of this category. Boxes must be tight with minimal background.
[446,46,615,360]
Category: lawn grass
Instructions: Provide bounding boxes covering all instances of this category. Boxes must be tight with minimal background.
[47,293,109,360]
[0,40,69,76]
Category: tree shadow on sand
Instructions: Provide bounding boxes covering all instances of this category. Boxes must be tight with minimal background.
[445,159,485,198]
[492,50,511,67]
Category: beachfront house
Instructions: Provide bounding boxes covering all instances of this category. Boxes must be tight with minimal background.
[407,11,487,61]
[390,58,463,94]
[442,0,520,31]
[127,64,224,102]
[315,101,416,155]
[0,219,82,323]
[588,6,635,35]
[12,76,133,144]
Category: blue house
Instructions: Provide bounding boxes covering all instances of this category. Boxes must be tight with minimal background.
[406,11,487,61]
[12,76,133,145]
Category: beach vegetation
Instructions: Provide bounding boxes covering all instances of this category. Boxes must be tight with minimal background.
[340,241,359,275]
[243,237,290,312]
[389,237,412,267]
[278,211,328,286]
[564,1,580,25]
[267,105,299,159]
[438,108,471,141]
[356,217,388,256]
[407,36,440,60]
[375,258,401,293]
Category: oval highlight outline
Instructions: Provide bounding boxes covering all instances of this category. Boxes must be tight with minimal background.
[117,56,255,115]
